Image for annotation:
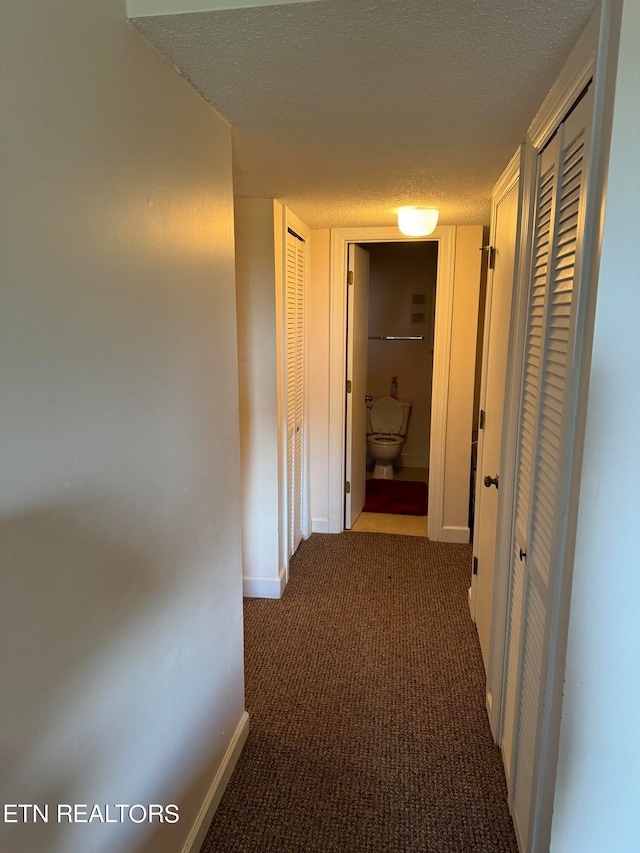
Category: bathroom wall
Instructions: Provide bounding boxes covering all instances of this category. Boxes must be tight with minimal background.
[365,241,438,470]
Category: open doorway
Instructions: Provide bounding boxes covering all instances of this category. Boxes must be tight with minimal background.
[328,224,475,544]
[349,241,438,535]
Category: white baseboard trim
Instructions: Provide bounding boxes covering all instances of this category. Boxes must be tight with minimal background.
[243,564,287,599]
[486,689,493,722]
[311,517,329,533]
[181,710,250,853]
[441,525,470,544]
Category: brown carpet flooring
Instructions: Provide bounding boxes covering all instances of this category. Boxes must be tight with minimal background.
[200,532,518,853]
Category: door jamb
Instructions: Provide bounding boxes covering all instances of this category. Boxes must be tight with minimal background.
[470,149,521,623]
[327,225,456,538]
[282,206,311,576]
[486,6,611,850]
[464,147,523,729]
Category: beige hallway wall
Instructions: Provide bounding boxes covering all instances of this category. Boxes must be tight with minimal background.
[0,4,245,852]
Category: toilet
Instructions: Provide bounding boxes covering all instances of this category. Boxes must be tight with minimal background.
[366,396,412,479]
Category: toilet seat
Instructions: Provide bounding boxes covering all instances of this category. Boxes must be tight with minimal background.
[369,396,403,434]
[368,434,403,445]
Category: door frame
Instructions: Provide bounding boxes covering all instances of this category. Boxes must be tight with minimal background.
[281,205,311,578]
[490,4,601,745]
[469,145,521,686]
[344,243,370,529]
[487,4,615,848]
[327,225,456,538]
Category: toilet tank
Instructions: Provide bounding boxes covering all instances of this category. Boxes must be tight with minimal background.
[366,397,412,435]
[397,398,412,436]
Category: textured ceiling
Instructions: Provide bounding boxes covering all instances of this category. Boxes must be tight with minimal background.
[133,0,599,228]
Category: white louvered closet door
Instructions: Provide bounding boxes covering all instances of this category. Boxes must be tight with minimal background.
[502,83,594,852]
[285,228,306,559]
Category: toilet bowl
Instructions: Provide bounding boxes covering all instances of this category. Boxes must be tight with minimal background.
[366,396,412,479]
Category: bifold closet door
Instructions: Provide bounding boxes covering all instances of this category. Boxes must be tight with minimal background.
[285,228,306,559]
[502,83,594,851]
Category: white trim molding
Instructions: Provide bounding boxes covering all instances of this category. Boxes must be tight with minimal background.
[528,10,599,150]
[328,225,456,539]
[128,0,321,17]
[440,525,470,544]
[485,3,614,850]
[284,207,313,544]
[469,147,521,626]
[181,710,250,853]
[486,143,535,745]
[243,564,287,599]
[279,204,311,580]
[311,517,329,533]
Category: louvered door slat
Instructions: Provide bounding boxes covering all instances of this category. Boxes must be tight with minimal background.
[501,547,525,784]
[285,229,306,558]
[504,149,556,797]
[294,239,305,551]
[285,233,297,556]
[504,83,593,853]
[513,579,546,839]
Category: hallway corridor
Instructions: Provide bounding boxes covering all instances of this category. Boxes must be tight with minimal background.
[201,533,518,852]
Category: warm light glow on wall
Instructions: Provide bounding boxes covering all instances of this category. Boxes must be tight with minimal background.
[397,207,439,236]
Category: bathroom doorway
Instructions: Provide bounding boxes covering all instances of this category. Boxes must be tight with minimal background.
[347,240,438,535]
[328,225,457,539]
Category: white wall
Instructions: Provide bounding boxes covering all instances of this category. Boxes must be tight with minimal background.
[0,3,245,852]
[551,2,640,849]
[366,242,437,470]
[443,226,484,540]
[235,199,286,595]
[309,229,332,533]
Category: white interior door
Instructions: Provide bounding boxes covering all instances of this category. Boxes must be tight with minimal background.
[344,243,370,528]
[501,84,593,851]
[472,167,520,672]
[286,227,306,557]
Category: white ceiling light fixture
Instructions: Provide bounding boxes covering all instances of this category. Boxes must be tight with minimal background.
[397,207,439,237]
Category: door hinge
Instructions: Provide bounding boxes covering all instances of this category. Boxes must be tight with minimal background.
[347,270,354,285]
[346,379,352,394]
[480,245,495,269]
[344,481,351,494]
[479,409,486,430]
[473,556,478,576]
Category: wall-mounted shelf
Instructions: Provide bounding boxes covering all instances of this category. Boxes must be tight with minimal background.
[368,335,425,341]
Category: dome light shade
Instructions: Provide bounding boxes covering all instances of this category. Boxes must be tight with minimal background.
[397,207,439,236]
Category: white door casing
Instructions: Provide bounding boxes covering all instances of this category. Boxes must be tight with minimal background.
[344,244,370,528]
[471,150,521,675]
[328,226,456,537]
[284,210,309,563]
[501,82,595,852]
[486,0,603,740]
